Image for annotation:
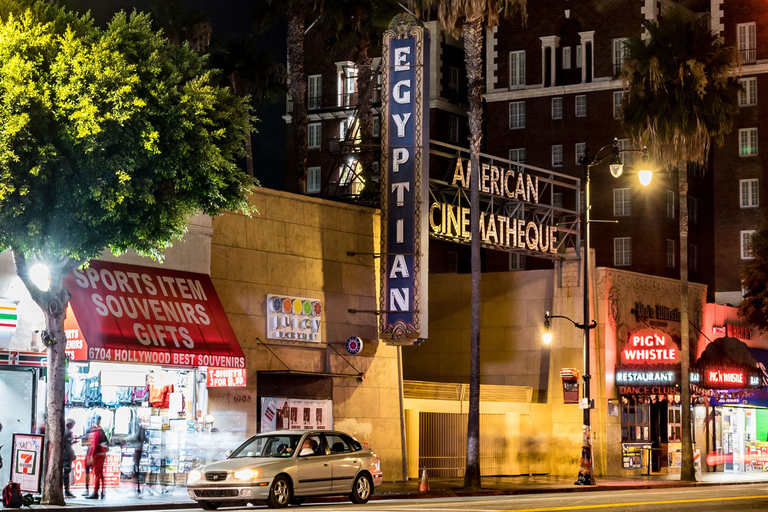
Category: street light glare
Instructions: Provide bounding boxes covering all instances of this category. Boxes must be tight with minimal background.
[542,332,553,344]
[638,170,653,186]
[30,264,50,292]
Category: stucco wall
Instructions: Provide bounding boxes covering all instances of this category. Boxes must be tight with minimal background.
[209,188,404,480]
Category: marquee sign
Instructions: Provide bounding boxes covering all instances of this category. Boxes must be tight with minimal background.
[379,13,430,345]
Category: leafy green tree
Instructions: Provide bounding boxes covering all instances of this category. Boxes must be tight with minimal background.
[0,1,254,503]
[413,0,526,490]
[739,224,768,331]
[621,8,740,481]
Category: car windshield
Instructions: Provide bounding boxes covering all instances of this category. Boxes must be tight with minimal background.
[229,434,303,458]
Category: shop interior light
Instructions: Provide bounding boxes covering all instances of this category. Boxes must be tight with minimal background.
[30,264,50,292]
[205,414,215,424]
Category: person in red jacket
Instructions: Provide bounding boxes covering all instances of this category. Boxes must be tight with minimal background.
[85,416,108,500]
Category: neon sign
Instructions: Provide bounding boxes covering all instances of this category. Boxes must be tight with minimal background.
[615,370,675,383]
[621,332,679,365]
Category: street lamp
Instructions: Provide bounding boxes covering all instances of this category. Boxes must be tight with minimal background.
[566,138,651,485]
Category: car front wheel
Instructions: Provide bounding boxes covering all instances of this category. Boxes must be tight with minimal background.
[350,473,372,504]
[198,501,221,510]
[267,475,293,508]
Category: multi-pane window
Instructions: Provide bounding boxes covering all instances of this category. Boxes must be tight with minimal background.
[308,74,322,110]
[666,190,675,218]
[576,45,583,68]
[449,67,460,92]
[509,101,525,128]
[553,192,563,209]
[621,402,650,442]
[740,77,757,106]
[668,405,682,442]
[741,230,756,259]
[509,148,526,172]
[308,123,322,149]
[689,197,699,226]
[552,145,563,167]
[690,244,698,273]
[338,65,357,106]
[575,142,586,165]
[509,50,525,87]
[509,253,526,271]
[737,23,757,64]
[667,240,675,268]
[613,91,624,120]
[575,95,587,117]
[552,97,563,119]
[562,47,571,69]
[614,188,631,216]
[372,116,380,137]
[449,115,460,143]
[306,166,322,194]
[740,128,758,156]
[741,179,759,207]
[614,237,632,266]
[617,139,633,166]
[613,38,628,76]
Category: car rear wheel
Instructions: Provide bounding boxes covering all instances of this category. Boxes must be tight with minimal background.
[267,475,293,508]
[349,473,372,504]
[198,501,221,510]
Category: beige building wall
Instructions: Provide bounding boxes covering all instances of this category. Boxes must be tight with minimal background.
[209,188,404,479]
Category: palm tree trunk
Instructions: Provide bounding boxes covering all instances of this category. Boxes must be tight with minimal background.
[287,0,308,192]
[463,15,484,491]
[677,162,695,481]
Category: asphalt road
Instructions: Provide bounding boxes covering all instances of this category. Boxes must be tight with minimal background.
[173,483,768,512]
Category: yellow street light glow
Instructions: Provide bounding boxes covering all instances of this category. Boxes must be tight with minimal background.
[638,170,653,186]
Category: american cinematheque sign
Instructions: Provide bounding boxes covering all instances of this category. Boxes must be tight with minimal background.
[380,14,430,345]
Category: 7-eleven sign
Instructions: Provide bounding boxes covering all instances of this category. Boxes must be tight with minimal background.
[15,451,36,475]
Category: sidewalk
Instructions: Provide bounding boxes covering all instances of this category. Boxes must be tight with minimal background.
[31,472,768,511]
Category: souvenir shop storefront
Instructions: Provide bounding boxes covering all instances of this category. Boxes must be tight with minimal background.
[61,259,247,489]
[694,338,768,473]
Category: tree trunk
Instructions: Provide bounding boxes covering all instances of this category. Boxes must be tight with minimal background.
[463,15,484,491]
[287,0,308,193]
[677,163,695,481]
[12,252,72,505]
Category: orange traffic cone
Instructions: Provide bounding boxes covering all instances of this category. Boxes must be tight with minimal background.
[419,468,430,492]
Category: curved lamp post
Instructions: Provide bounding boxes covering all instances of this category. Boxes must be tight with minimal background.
[547,138,651,486]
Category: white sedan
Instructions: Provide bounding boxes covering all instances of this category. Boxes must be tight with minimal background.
[186,429,383,509]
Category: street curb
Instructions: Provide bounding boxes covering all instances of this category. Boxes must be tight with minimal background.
[24,479,768,510]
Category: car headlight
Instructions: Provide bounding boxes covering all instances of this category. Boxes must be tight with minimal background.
[234,468,259,481]
[188,469,203,483]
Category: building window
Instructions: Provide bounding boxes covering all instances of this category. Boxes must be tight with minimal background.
[308,74,322,110]
[448,251,458,273]
[337,64,357,107]
[575,95,586,117]
[553,192,563,209]
[614,237,632,266]
[621,402,649,442]
[576,45,583,68]
[613,38,628,76]
[580,191,586,215]
[613,91,624,120]
[690,244,698,273]
[562,46,571,69]
[308,123,322,149]
[509,148,526,172]
[509,253,526,271]
[741,179,759,208]
[740,128,758,156]
[372,116,380,137]
[552,145,563,167]
[617,138,633,166]
[509,50,525,87]
[737,23,757,65]
[689,197,698,226]
[666,190,675,219]
[740,77,757,106]
[509,101,525,129]
[552,97,563,119]
[614,188,631,216]
[741,230,755,259]
[306,166,321,194]
[575,142,586,165]
[449,66,460,92]
[449,115,460,143]
[667,240,675,268]
[668,405,682,442]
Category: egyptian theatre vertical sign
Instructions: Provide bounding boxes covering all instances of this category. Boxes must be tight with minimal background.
[379,14,429,345]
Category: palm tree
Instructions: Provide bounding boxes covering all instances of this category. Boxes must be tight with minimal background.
[621,8,741,481]
[413,0,526,489]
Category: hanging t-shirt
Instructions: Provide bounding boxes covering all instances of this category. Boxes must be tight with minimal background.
[117,387,134,405]
[84,376,102,407]
[101,386,121,407]
[132,385,149,403]
[113,407,135,436]
[149,384,174,408]
[69,377,87,405]
[168,392,184,415]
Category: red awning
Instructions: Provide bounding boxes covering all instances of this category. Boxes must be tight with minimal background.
[63,260,244,369]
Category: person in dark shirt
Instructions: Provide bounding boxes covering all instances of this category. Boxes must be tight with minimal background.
[62,419,76,498]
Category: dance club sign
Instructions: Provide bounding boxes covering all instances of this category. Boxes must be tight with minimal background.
[379,13,430,345]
